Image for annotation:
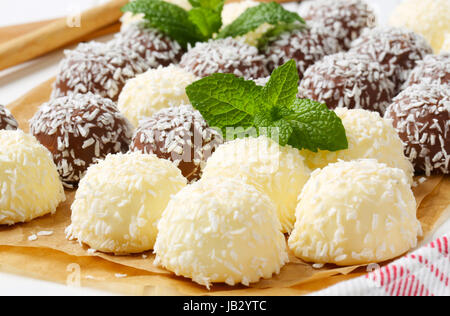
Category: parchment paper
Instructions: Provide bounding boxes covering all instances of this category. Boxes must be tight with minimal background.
[0,78,448,296]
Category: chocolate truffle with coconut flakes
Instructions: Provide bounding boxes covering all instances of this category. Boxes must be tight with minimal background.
[131,105,223,182]
[52,41,152,102]
[264,25,342,79]
[298,52,396,115]
[0,104,18,131]
[350,27,433,91]
[298,0,376,50]
[405,53,450,87]
[384,83,450,176]
[111,22,184,67]
[180,38,268,79]
[30,93,134,188]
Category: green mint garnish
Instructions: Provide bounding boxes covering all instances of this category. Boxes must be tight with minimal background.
[216,2,305,39]
[263,59,299,109]
[188,7,223,39]
[185,74,263,134]
[122,0,224,48]
[122,0,205,48]
[122,0,305,48]
[186,60,348,153]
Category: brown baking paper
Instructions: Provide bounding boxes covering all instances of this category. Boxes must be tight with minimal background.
[1,79,449,295]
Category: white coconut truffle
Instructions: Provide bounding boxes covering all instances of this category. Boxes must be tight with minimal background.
[66,152,187,254]
[202,136,311,233]
[389,0,450,53]
[441,33,450,53]
[300,108,414,183]
[0,130,65,225]
[154,177,288,288]
[118,65,199,127]
[288,159,422,266]
[221,0,271,47]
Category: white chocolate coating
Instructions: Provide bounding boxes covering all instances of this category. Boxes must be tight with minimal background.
[288,159,421,266]
[202,136,311,233]
[118,65,198,127]
[66,152,187,254]
[300,108,414,183]
[441,33,450,53]
[154,177,288,288]
[0,130,65,225]
[389,0,450,53]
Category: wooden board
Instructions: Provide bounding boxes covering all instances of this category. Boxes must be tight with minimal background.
[0,20,121,51]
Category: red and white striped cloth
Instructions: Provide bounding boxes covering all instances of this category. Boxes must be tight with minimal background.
[313,234,450,296]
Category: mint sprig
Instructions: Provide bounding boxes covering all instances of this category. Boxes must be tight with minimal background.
[188,7,222,39]
[122,0,205,48]
[263,58,299,109]
[186,60,348,152]
[217,2,305,39]
[122,0,306,48]
[185,74,264,132]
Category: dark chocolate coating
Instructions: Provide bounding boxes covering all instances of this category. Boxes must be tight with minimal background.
[131,105,223,182]
[111,23,184,67]
[300,0,376,50]
[180,38,268,80]
[30,93,134,188]
[298,53,396,115]
[405,53,450,87]
[0,105,18,131]
[52,42,152,102]
[350,27,433,91]
[385,84,450,176]
[265,26,343,79]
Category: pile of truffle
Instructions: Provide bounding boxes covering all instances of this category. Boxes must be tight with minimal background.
[0,0,449,289]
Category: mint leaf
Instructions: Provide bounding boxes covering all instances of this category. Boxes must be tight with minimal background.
[254,106,294,146]
[217,2,305,39]
[188,7,222,38]
[187,61,348,152]
[122,0,204,48]
[185,74,264,136]
[263,59,299,109]
[285,99,348,152]
[188,0,201,7]
[190,0,224,11]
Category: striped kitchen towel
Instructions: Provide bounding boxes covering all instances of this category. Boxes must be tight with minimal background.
[313,234,450,296]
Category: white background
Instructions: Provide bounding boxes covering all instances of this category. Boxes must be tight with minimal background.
[0,0,448,296]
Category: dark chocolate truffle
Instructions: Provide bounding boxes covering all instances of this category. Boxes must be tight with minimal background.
[0,105,18,131]
[350,27,433,91]
[405,53,450,87]
[131,105,223,182]
[298,52,396,115]
[384,83,450,176]
[264,26,342,79]
[30,93,134,188]
[111,22,184,67]
[298,0,376,50]
[180,38,268,79]
[52,41,152,102]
